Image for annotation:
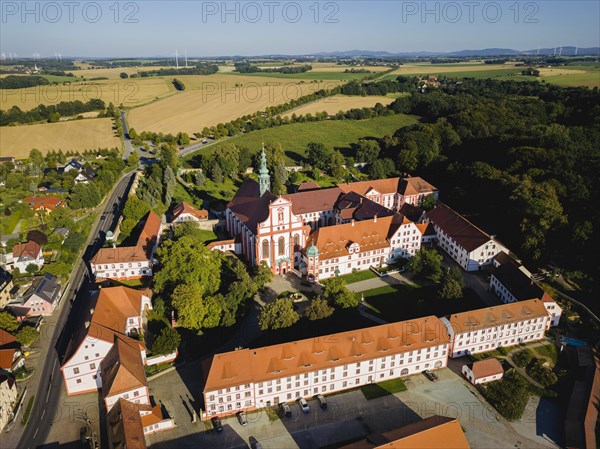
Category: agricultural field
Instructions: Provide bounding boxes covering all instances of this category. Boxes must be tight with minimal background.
[0,77,173,111]
[127,74,344,135]
[283,94,396,117]
[0,118,121,157]
[70,65,176,80]
[183,113,419,166]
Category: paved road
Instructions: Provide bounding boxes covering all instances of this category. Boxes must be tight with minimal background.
[179,138,215,158]
[15,171,135,449]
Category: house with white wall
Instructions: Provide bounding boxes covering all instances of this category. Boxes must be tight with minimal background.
[462,358,504,385]
[441,299,551,358]
[171,201,208,224]
[1,241,44,273]
[203,316,449,418]
[426,203,508,271]
[8,274,60,319]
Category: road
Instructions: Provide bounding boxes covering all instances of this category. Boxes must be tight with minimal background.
[15,171,135,449]
[179,137,215,158]
[120,110,135,160]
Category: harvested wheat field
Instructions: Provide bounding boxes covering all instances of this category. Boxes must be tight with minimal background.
[390,62,521,75]
[0,77,172,111]
[284,95,396,117]
[0,118,121,158]
[128,74,343,135]
[309,65,391,73]
[71,66,176,80]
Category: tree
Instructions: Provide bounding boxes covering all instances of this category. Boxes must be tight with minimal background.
[159,144,179,171]
[259,298,300,330]
[195,171,206,186]
[252,262,273,292]
[120,72,129,79]
[210,163,223,184]
[152,326,181,355]
[171,283,207,331]
[27,230,48,245]
[0,311,19,333]
[306,142,333,170]
[408,248,443,282]
[513,350,534,368]
[16,326,39,347]
[123,196,150,222]
[305,296,334,320]
[119,218,138,238]
[25,263,39,275]
[322,277,358,308]
[438,266,464,299]
[421,194,437,211]
[69,183,101,209]
[154,235,222,296]
[355,139,380,164]
[127,151,140,168]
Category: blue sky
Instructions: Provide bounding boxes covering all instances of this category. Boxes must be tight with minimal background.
[1,1,599,57]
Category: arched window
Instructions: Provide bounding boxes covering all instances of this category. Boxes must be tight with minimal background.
[401,368,409,376]
[434,361,442,368]
[293,234,300,252]
[278,237,285,256]
[262,240,269,259]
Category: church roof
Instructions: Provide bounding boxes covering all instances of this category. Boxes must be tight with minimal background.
[227,179,277,233]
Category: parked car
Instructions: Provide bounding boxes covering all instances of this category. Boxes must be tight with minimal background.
[237,411,248,426]
[211,416,223,432]
[202,139,208,144]
[298,397,310,413]
[316,394,327,410]
[250,440,263,449]
[280,402,292,418]
[423,370,438,382]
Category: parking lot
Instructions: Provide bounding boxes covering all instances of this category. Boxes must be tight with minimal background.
[145,366,560,449]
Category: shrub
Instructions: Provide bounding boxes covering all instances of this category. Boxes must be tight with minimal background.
[512,349,534,368]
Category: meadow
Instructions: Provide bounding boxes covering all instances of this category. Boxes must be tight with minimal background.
[283,95,396,117]
[0,118,121,157]
[183,113,419,166]
[127,74,344,135]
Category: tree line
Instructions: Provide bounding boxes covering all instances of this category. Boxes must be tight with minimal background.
[0,75,49,89]
[234,63,312,74]
[0,99,106,126]
[139,65,219,77]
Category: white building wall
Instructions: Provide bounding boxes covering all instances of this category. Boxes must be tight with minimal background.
[461,365,503,385]
[204,344,448,417]
[62,337,113,394]
[144,418,175,435]
[442,315,550,358]
[105,386,149,411]
[489,275,519,304]
[91,261,152,280]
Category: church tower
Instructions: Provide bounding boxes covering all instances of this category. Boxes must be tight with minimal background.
[258,146,271,197]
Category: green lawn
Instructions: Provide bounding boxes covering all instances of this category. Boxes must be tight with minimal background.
[361,284,485,322]
[361,378,407,400]
[183,114,419,167]
[532,344,558,364]
[41,74,85,83]
[338,269,378,284]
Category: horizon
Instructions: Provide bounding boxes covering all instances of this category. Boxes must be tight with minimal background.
[2,1,599,58]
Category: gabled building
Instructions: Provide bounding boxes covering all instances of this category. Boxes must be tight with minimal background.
[0,373,17,432]
[0,268,14,309]
[441,299,551,358]
[22,196,65,213]
[0,329,24,373]
[426,203,508,271]
[74,167,97,184]
[1,240,44,273]
[462,358,504,385]
[489,254,562,327]
[61,286,152,395]
[62,159,83,173]
[304,215,421,282]
[90,211,162,281]
[203,316,449,418]
[171,201,208,224]
[106,398,148,449]
[8,274,61,319]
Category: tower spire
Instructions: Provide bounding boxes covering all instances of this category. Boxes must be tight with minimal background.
[258,145,270,197]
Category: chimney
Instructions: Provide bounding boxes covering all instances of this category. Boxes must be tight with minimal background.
[374,214,378,223]
[351,219,355,227]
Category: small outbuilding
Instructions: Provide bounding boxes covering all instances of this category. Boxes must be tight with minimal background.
[462,358,504,385]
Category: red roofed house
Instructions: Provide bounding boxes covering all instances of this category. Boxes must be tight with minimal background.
[22,196,65,213]
[426,203,508,271]
[0,329,24,373]
[1,241,44,273]
[462,358,504,385]
[171,201,208,224]
[90,211,162,281]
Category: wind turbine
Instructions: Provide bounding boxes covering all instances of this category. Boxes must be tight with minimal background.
[174,49,179,69]
[558,47,562,56]
[184,49,188,68]
[0,53,5,61]
[58,52,62,60]
[575,46,578,56]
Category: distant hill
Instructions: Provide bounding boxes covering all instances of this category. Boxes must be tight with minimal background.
[302,47,600,58]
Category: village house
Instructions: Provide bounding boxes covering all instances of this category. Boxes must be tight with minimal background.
[22,196,65,213]
[0,373,17,432]
[171,201,209,224]
[426,203,508,271]
[203,316,449,418]
[0,329,24,373]
[0,268,14,309]
[90,211,162,281]
[74,166,97,184]
[1,240,45,273]
[8,274,61,319]
[462,358,504,385]
[441,299,551,358]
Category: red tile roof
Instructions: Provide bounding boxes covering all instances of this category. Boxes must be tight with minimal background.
[227,179,278,233]
[23,196,64,211]
[398,177,437,196]
[282,187,343,215]
[427,203,497,252]
[338,178,402,196]
[106,398,147,449]
[172,201,208,221]
[12,241,41,260]
[470,358,504,379]
[101,336,147,398]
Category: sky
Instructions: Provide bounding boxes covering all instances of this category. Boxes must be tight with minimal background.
[1,1,599,57]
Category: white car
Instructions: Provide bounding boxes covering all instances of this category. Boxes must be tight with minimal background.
[298,397,309,413]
